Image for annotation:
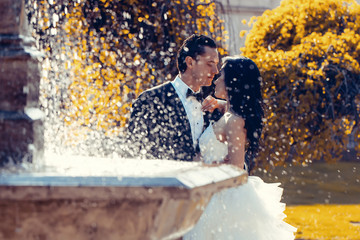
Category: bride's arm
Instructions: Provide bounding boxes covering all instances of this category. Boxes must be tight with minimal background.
[201,95,227,113]
[225,115,246,169]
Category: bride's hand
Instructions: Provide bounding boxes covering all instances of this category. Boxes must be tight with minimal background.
[201,96,226,113]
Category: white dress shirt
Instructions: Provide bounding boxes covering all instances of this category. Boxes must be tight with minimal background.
[171,75,204,148]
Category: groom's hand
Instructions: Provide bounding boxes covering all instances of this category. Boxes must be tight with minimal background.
[201,96,226,113]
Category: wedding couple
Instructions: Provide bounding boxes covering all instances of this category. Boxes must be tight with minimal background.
[127,34,296,239]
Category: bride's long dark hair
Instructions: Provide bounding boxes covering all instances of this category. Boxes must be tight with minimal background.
[222,56,264,171]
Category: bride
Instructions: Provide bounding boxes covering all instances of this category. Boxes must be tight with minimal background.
[184,56,297,239]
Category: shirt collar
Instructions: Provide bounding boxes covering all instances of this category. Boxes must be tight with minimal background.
[172,75,193,98]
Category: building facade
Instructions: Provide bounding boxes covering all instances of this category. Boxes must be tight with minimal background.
[217,0,281,54]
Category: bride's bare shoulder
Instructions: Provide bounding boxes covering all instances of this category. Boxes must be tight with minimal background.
[224,112,245,129]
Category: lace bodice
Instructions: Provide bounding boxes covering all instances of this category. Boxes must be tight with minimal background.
[199,124,228,164]
[199,124,249,172]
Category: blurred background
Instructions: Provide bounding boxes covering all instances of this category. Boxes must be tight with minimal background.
[24,1,360,238]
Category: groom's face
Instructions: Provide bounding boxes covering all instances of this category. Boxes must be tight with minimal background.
[193,46,219,87]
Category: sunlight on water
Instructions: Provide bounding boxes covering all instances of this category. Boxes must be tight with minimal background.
[41,151,201,176]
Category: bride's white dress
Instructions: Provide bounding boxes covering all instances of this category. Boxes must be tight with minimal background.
[184,125,297,240]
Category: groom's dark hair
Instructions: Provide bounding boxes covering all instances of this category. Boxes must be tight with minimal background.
[177,34,217,73]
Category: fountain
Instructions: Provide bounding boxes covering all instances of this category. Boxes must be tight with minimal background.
[0,0,44,165]
[0,1,247,239]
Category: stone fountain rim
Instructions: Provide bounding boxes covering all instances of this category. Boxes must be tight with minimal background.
[0,163,245,185]
[0,164,248,201]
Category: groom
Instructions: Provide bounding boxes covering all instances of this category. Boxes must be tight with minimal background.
[126,34,220,161]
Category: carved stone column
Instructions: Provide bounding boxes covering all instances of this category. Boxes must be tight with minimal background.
[0,0,44,165]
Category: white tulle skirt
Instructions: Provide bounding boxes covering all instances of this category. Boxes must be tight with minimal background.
[184,176,297,240]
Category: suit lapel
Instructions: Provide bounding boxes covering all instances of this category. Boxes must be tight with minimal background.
[164,83,194,147]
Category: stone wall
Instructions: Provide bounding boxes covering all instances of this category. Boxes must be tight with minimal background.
[0,0,43,165]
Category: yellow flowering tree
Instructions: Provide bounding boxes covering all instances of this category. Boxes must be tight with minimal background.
[27,0,227,151]
[241,0,360,167]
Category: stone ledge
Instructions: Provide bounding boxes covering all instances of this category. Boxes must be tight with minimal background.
[0,161,247,200]
[0,158,247,240]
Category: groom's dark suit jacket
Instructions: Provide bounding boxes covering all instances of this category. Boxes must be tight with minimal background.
[127,81,253,171]
[126,82,198,161]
